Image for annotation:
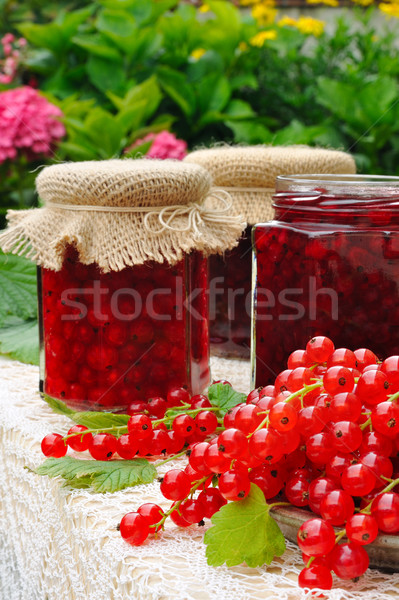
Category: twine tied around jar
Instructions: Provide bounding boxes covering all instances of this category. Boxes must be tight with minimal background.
[45,188,244,239]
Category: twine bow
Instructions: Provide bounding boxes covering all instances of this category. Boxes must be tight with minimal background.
[45,188,245,238]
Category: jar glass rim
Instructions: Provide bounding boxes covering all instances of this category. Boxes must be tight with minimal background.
[276,174,399,187]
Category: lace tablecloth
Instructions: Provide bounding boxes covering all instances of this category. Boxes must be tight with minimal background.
[1,357,399,600]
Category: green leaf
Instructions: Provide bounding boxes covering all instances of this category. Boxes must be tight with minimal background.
[0,319,39,365]
[207,383,246,416]
[204,484,286,567]
[72,34,122,60]
[86,55,125,94]
[0,252,37,325]
[84,108,124,157]
[41,393,130,431]
[124,141,153,158]
[35,456,157,493]
[41,393,76,417]
[157,67,196,118]
[72,411,130,431]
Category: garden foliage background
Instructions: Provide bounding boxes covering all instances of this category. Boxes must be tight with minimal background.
[0,0,399,364]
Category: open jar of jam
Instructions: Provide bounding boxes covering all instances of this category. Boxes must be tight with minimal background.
[252,174,399,387]
[185,146,356,359]
[0,159,244,411]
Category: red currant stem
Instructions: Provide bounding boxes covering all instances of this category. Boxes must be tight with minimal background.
[151,475,209,530]
[306,556,315,568]
[361,476,399,514]
[308,363,321,371]
[381,475,393,483]
[62,425,127,441]
[359,417,372,431]
[268,501,291,510]
[152,406,221,428]
[155,449,187,467]
[388,390,399,403]
[335,529,346,544]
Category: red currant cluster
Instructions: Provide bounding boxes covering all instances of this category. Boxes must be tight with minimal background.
[118,336,399,592]
[41,386,222,461]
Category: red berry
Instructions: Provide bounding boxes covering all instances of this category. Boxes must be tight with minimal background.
[218,469,251,501]
[189,442,212,474]
[371,401,399,438]
[160,469,191,501]
[167,386,190,407]
[323,366,354,395]
[330,542,369,579]
[305,432,335,465]
[285,476,310,507]
[180,499,205,524]
[195,410,218,435]
[371,492,399,533]
[329,392,362,423]
[308,477,336,515]
[330,421,362,453]
[173,414,196,438]
[320,489,354,526]
[116,434,138,459]
[127,414,153,440]
[217,428,248,459]
[170,503,191,527]
[204,443,231,474]
[327,348,356,369]
[66,425,92,452]
[306,336,335,363]
[198,488,227,518]
[356,370,390,406]
[89,433,117,460]
[298,564,333,590]
[288,349,311,369]
[297,406,327,438]
[147,397,167,418]
[346,514,378,545]
[234,404,263,434]
[120,512,149,546]
[137,503,164,532]
[269,401,298,432]
[41,433,67,458]
[354,348,378,371]
[297,518,336,556]
[341,463,376,496]
[381,355,399,390]
[249,428,283,464]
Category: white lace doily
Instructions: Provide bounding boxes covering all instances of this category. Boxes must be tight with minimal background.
[1,357,399,600]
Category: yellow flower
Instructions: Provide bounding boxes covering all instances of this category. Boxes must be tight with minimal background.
[296,16,325,35]
[252,3,277,26]
[239,41,249,52]
[199,3,210,12]
[278,16,298,28]
[307,0,339,6]
[250,30,277,46]
[351,0,374,5]
[240,0,258,5]
[190,48,206,60]
[379,1,399,16]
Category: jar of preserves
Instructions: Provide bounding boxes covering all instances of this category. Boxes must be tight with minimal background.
[252,174,399,387]
[185,146,356,359]
[0,160,244,411]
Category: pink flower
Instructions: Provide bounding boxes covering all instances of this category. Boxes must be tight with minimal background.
[0,86,66,164]
[126,130,187,160]
[1,34,15,45]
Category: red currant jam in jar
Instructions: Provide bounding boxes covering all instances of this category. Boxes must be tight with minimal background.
[209,226,252,359]
[39,246,210,411]
[252,174,399,386]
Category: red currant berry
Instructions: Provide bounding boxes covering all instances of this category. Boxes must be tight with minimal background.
[297,518,336,556]
[89,433,117,460]
[167,386,190,407]
[160,469,191,501]
[308,477,336,515]
[137,503,164,533]
[198,488,227,518]
[269,401,298,432]
[305,432,335,465]
[285,476,310,507]
[306,336,335,363]
[249,428,283,464]
[320,489,355,526]
[41,433,67,458]
[327,348,356,369]
[360,431,392,457]
[120,512,149,546]
[329,392,362,423]
[170,503,191,527]
[330,542,369,579]
[330,420,362,453]
[298,564,333,590]
[274,369,292,394]
[371,492,399,533]
[217,428,248,459]
[341,463,376,497]
[195,410,218,435]
[127,414,153,440]
[180,499,205,524]
[66,425,92,452]
[287,367,313,392]
[345,514,378,545]
[323,366,354,395]
[381,355,399,390]
[173,414,196,438]
[356,370,390,406]
[204,443,231,474]
[371,401,399,438]
[116,434,138,459]
[297,406,328,438]
[188,442,212,474]
[354,348,378,371]
[147,397,167,418]
[218,469,251,501]
[288,349,312,369]
[234,404,263,434]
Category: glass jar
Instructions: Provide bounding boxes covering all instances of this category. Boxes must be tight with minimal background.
[252,174,399,387]
[209,226,252,359]
[38,246,209,411]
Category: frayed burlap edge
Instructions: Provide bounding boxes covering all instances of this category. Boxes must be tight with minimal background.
[0,207,245,272]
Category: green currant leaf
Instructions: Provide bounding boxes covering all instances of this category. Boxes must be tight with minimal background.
[0,318,39,365]
[0,252,38,326]
[34,456,157,493]
[204,484,286,568]
[207,383,246,416]
[41,393,129,434]
[72,411,129,432]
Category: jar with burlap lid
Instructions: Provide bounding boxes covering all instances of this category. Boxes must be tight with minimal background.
[0,159,245,412]
[184,145,356,359]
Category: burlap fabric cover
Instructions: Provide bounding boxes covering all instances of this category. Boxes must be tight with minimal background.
[0,159,245,272]
[184,145,357,224]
